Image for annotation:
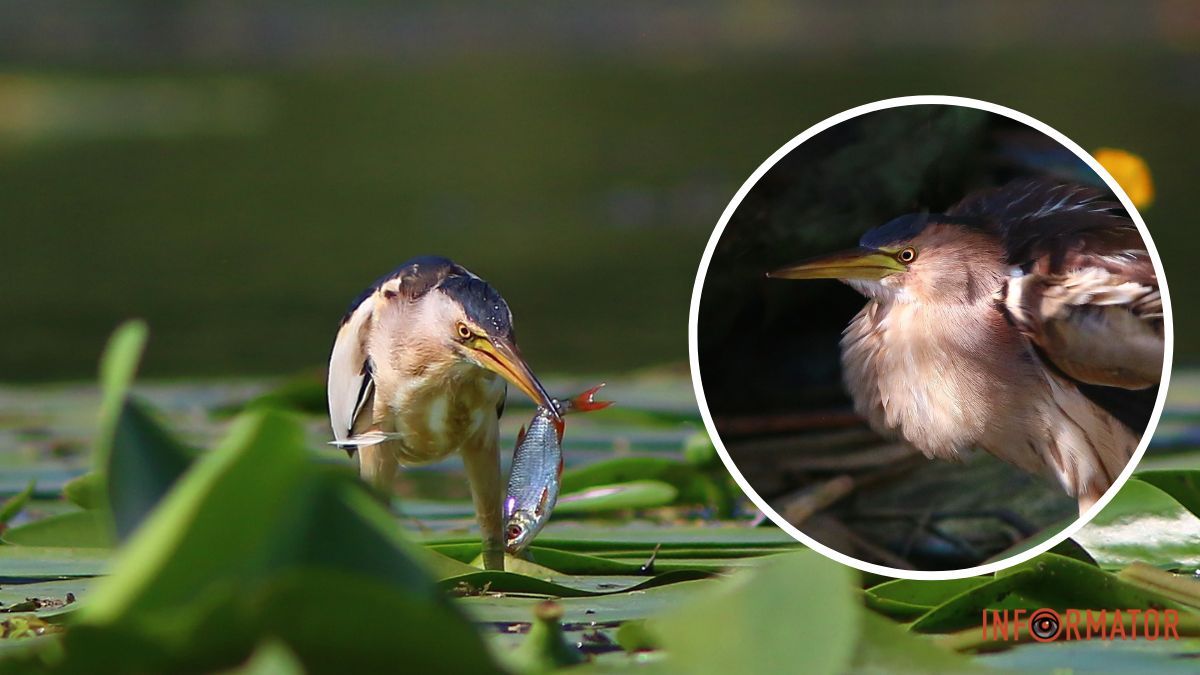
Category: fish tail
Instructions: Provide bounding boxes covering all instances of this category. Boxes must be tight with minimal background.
[562,383,614,414]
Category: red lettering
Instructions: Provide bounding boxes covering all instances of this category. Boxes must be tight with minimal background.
[1165,609,1180,639]
[1065,609,1081,641]
[1086,610,1106,639]
[1144,609,1160,640]
[1111,610,1127,640]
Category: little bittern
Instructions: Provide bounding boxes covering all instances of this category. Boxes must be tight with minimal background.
[770,180,1163,515]
[327,256,556,570]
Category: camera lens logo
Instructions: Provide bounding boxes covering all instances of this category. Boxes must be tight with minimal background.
[1029,608,1062,642]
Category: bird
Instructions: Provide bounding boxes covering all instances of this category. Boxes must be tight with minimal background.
[768,179,1163,515]
[327,256,557,570]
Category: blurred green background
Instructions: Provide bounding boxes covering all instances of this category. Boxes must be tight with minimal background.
[1,1,1197,381]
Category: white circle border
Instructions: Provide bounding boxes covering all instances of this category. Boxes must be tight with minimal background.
[687,95,1175,581]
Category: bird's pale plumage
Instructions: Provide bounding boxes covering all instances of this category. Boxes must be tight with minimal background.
[786,180,1162,514]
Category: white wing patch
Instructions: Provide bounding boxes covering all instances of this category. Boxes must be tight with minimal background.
[328,298,375,446]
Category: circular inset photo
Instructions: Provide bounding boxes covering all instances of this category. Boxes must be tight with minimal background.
[690,96,1171,579]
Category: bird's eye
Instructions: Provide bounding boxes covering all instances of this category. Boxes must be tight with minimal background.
[897,247,917,264]
[456,322,473,340]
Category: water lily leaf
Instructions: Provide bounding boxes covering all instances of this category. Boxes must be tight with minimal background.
[2,510,113,549]
[1073,479,1200,569]
[94,321,148,457]
[0,579,88,617]
[441,569,708,598]
[505,601,584,673]
[850,611,996,674]
[456,578,720,626]
[559,457,710,505]
[214,374,326,417]
[0,546,110,580]
[978,636,1200,673]
[216,640,305,675]
[654,552,859,674]
[868,577,992,609]
[555,480,678,514]
[62,473,104,511]
[865,577,991,620]
[447,524,799,551]
[0,481,35,527]
[48,409,501,673]
[911,554,1187,634]
[1134,471,1200,520]
[104,399,195,541]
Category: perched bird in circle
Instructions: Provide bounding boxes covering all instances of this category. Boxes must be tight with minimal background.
[769,180,1164,515]
[327,256,557,570]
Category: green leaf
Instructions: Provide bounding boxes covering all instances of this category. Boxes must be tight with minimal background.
[92,320,149,476]
[506,601,584,672]
[216,641,305,675]
[555,480,679,514]
[0,546,109,580]
[0,481,35,526]
[1134,471,1200,520]
[50,409,501,673]
[559,456,711,505]
[62,473,104,511]
[1073,479,1200,569]
[105,399,195,540]
[440,569,708,598]
[0,579,89,617]
[2,511,113,549]
[654,552,859,674]
[911,554,1188,634]
[850,611,995,674]
[867,577,991,609]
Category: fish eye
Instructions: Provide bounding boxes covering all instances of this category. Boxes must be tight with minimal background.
[456,322,473,340]
[506,524,523,540]
[897,247,917,264]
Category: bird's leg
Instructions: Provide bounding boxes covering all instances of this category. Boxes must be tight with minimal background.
[462,433,505,571]
[1077,490,1100,517]
[357,444,399,493]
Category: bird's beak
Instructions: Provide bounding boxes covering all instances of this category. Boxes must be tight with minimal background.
[470,336,559,418]
[767,247,905,281]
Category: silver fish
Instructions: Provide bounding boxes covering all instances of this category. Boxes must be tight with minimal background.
[503,384,612,554]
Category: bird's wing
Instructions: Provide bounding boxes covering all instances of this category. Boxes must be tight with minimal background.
[1003,267,1162,390]
[328,295,376,455]
[957,180,1163,428]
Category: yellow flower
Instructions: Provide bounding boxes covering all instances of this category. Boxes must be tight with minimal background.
[1094,148,1154,208]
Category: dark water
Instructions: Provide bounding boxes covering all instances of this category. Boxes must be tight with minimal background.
[3,50,1197,380]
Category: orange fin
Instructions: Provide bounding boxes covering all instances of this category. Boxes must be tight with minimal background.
[565,383,615,414]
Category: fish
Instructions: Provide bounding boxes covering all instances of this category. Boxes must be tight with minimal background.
[503,384,613,554]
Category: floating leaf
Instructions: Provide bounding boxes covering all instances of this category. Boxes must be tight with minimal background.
[2,511,112,549]
[559,457,712,506]
[1073,479,1200,569]
[1134,471,1200,521]
[911,554,1188,634]
[654,552,859,674]
[104,399,195,541]
[0,481,35,529]
[506,601,584,672]
[61,473,104,511]
[441,569,708,598]
[556,480,679,514]
[0,546,110,581]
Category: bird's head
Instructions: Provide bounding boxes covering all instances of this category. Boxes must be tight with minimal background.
[767,213,1004,304]
[436,274,558,415]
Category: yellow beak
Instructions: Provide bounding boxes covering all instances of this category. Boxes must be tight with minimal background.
[767,247,905,281]
[470,337,559,418]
